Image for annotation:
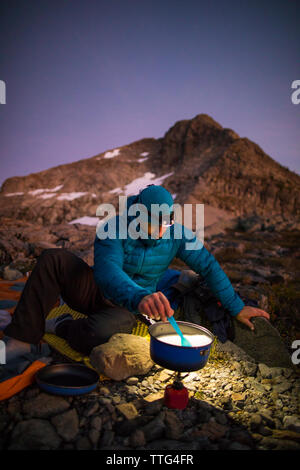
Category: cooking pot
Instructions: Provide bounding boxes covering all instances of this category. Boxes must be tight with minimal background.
[35,363,99,396]
[149,321,214,372]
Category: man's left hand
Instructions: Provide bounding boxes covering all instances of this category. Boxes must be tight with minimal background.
[236,306,270,331]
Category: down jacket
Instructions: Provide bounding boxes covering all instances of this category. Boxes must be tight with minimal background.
[93,195,245,316]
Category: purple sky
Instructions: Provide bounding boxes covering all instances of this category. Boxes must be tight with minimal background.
[0,0,299,188]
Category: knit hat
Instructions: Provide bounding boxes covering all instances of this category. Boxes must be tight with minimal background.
[138,185,174,226]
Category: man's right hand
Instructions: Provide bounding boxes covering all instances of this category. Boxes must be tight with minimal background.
[138,291,174,322]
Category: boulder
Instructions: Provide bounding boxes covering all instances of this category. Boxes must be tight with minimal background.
[233,317,292,368]
[283,415,300,433]
[2,266,23,281]
[51,409,79,442]
[22,393,70,418]
[89,333,154,381]
[9,419,61,450]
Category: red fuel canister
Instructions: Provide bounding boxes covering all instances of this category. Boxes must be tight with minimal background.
[164,381,189,409]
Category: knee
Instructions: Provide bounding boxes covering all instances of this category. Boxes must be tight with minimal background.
[38,248,70,261]
[88,309,137,344]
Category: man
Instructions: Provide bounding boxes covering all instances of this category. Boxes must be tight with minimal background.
[1,184,269,361]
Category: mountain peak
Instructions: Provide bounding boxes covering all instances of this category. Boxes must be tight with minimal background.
[0,113,299,226]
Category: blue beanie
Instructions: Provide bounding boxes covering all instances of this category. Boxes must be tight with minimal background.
[138,185,174,214]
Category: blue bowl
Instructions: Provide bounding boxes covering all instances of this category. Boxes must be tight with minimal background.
[149,321,214,372]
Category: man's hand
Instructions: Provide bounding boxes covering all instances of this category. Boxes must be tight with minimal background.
[236,306,270,331]
[138,291,174,322]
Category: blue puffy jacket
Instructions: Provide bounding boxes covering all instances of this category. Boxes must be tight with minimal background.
[93,194,245,316]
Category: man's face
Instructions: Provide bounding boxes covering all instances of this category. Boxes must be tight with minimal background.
[140,220,167,239]
[147,222,167,239]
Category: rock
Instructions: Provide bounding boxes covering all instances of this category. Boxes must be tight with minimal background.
[76,436,92,450]
[232,382,245,393]
[142,416,166,442]
[51,409,79,442]
[3,266,23,281]
[228,441,251,450]
[273,381,292,394]
[271,429,300,442]
[231,392,246,402]
[215,340,255,362]
[126,377,139,386]
[240,361,257,377]
[116,403,139,420]
[249,414,262,432]
[99,386,110,396]
[129,429,146,448]
[143,391,164,403]
[89,429,100,447]
[195,420,228,441]
[99,430,115,447]
[258,363,272,379]
[84,401,99,417]
[274,440,300,450]
[9,419,61,450]
[251,381,266,393]
[269,367,285,379]
[259,411,275,428]
[229,430,254,447]
[258,425,273,436]
[90,333,153,381]
[8,258,36,275]
[99,397,112,406]
[233,317,292,368]
[112,395,121,405]
[115,416,151,437]
[90,416,102,432]
[144,400,164,416]
[164,410,185,440]
[283,415,300,433]
[22,393,70,418]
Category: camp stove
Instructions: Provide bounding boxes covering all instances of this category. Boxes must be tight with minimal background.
[148,321,214,410]
[163,371,190,409]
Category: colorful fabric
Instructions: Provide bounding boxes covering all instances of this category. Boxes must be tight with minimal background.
[0,359,50,401]
[0,276,150,398]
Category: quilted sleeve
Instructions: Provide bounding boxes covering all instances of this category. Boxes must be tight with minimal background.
[93,217,152,313]
[176,225,245,316]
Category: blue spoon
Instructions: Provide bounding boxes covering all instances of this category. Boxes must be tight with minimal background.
[167,316,192,347]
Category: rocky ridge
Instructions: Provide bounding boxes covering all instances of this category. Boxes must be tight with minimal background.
[1,114,299,228]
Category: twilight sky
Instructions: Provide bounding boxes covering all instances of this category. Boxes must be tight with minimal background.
[0,0,299,187]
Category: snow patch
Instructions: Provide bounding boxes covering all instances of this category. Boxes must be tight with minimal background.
[5,192,24,197]
[69,216,99,226]
[123,171,174,196]
[140,152,149,157]
[38,193,56,199]
[28,185,64,196]
[137,157,148,163]
[104,148,120,159]
[57,192,89,201]
[109,187,123,195]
